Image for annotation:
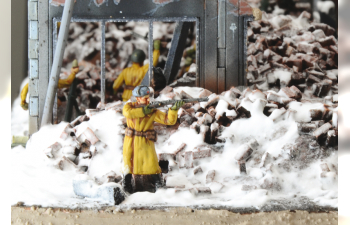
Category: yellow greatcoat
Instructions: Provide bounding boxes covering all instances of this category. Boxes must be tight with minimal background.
[122,102,178,175]
[113,50,160,102]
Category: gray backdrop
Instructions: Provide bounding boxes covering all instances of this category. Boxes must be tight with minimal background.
[11,0,28,106]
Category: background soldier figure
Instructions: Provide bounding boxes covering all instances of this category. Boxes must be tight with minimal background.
[113,41,161,102]
[20,59,80,110]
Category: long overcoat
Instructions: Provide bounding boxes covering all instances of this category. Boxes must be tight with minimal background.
[122,102,178,175]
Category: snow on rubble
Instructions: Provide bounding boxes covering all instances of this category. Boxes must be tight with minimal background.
[11,85,338,209]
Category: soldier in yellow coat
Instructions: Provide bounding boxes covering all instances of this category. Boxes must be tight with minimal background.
[113,40,161,102]
[20,60,79,110]
[122,85,184,193]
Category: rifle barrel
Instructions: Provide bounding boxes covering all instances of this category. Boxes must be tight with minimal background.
[149,97,209,109]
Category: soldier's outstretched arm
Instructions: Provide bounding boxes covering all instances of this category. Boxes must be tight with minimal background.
[58,60,79,89]
[153,108,178,126]
[123,103,147,119]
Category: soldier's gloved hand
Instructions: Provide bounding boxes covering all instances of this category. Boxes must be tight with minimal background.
[21,101,28,111]
[143,105,154,115]
[153,40,161,50]
[171,100,185,110]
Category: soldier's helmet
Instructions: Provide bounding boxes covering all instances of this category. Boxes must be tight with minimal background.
[131,49,146,64]
[132,85,150,97]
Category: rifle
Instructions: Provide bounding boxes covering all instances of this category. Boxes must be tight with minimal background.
[148,97,209,109]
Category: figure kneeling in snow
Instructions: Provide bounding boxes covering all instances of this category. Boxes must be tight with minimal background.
[122,85,184,193]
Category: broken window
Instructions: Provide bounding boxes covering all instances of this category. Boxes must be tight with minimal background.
[53,21,102,123]
[53,18,198,122]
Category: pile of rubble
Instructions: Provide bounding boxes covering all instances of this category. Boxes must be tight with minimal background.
[247,11,338,99]
[43,77,338,202]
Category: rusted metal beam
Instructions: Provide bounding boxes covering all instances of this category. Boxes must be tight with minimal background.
[163,21,191,85]
[41,0,75,126]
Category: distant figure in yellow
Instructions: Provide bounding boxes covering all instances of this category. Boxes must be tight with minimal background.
[20,59,79,110]
[121,85,184,193]
[113,40,161,102]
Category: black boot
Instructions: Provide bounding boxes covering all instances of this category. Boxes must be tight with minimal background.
[122,174,133,194]
[151,174,163,192]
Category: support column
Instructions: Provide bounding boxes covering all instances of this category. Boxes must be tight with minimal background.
[217,0,226,93]
[28,0,40,134]
[204,0,218,93]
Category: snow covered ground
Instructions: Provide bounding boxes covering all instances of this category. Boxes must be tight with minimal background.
[11,85,338,210]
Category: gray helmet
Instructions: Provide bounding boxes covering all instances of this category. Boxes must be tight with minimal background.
[131,49,146,64]
[132,85,150,97]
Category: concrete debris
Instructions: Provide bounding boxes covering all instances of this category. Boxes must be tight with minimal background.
[73,179,125,205]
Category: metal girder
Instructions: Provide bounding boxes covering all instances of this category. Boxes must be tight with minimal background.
[204,0,218,93]
[140,21,154,87]
[163,22,191,85]
[41,0,75,126]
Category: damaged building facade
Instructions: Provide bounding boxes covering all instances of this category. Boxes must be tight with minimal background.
[27,0,260,133]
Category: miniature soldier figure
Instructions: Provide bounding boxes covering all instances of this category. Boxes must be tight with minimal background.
[113,40,161,102]
[20,59,80,110]
[113,40,160,101]
[122,85,184,193]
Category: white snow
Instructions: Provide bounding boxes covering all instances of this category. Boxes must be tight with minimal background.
[11,86,337,209]
[317,1,335,14]
[288,102,325,122]
[173,86,204,98]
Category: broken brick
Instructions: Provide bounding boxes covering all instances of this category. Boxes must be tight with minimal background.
[236,106,251,118]
[326,130,337,146]
[158,153,176,161]
[60,124,74,140]
[319,36,337,47]
[193,166,203,175]
[58,156,77,171]
[259,63,272,74]
[206,170,215,184]
[77,127,99,145]
[298,123,317,133]
[44,142,62,158]
[159,86,173,95]
[174,143,187,155]
[310,109,323,121]
[196,187,212,195]
[235,144,253,162]
[185,151,194,169]
[238,161,247,174]
[289,86,302,100]
[193,145,211,159]
[313,123,332,143]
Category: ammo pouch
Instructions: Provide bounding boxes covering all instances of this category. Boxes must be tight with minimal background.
[125,127,157,142]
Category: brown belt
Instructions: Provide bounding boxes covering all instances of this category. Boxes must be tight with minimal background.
[125,127,157,142]
[124,85,135,90]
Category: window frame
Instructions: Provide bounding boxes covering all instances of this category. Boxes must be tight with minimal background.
[52,17,199,121]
